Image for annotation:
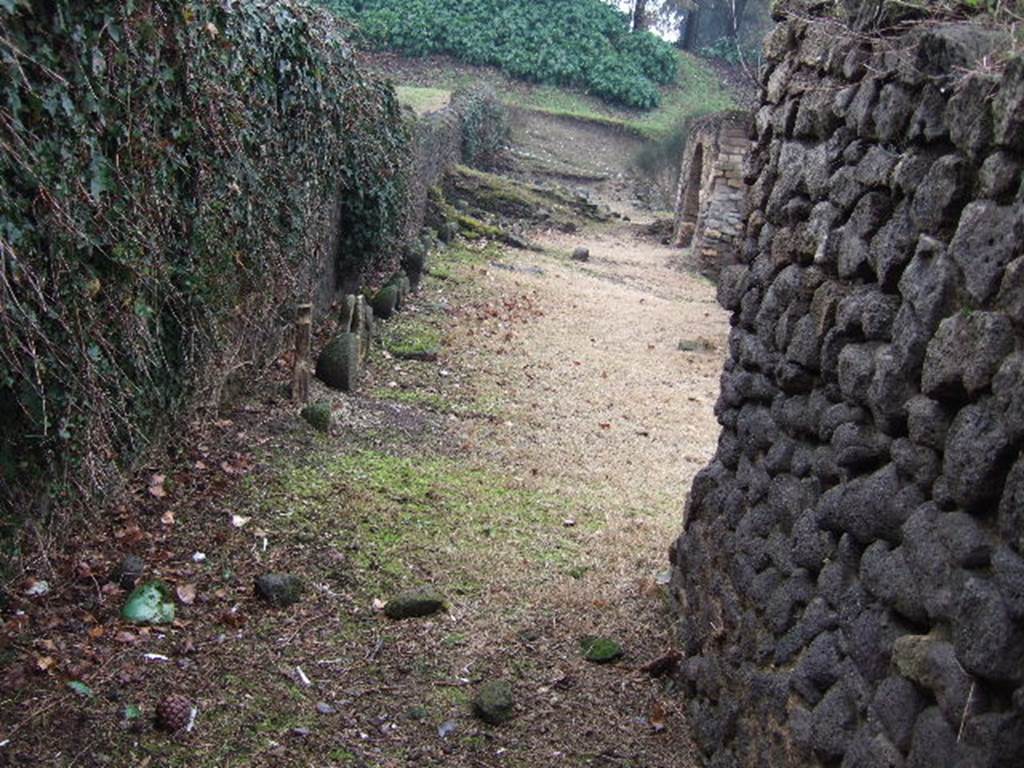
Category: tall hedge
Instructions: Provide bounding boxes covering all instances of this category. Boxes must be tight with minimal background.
[0,0,410,530]
[328,0,679,109]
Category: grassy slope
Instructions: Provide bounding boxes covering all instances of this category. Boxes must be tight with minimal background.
[390,51,736,140]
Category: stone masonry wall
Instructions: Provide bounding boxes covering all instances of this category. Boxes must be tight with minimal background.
[669,9,1024,768]
[403,105,462,243]
[673,112,753,275]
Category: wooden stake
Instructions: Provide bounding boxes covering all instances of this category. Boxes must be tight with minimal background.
[292,303,313,404]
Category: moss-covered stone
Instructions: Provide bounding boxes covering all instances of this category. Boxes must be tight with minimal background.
[384,587,446,619]
[255,573,304,607]
[580,635,624,663]
[316,333,361,392]
[456,213,505,240]
[473,680,514,725]
[300,401,332,433]
[372,284,399,319]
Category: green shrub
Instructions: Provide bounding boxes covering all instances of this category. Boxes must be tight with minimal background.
[452,87,511,170]
[0,1,409,527]
[322,0,677,109]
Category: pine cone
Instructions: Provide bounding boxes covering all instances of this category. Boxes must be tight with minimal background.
[156,694,192,732]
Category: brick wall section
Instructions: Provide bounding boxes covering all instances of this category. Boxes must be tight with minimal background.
[669,10,1024,768]
[673,112,753,276]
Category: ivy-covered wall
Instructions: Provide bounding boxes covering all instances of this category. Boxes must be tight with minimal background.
[0,0,410,531]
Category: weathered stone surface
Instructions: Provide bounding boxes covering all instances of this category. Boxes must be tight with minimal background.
[993,352,1024,441]
[473,680,514,725]
[841,730,904,768]
[892,633,975,725]
[950,201,1023,306]
[870,676,926,753]
[906,396,951,452]
[670,18,1024,768]
[906,707,957,768]
[993,57,1024,150]
[255,573,304,607]
[910,155,969,235]
[954,576,1024,682]
[316,333,361,392]
[807,682,859,759]
[947,73,997,158]
[993,546,1024,620]
[384,588,446,619]
[571,246,590,262]
[980,151,1022,199]
[860,542,925,623]
[999,457,1024,553]
[997,256,1024,324]
[921,312,1015,399]
[908,85,948,143]
[942,400,1015,511]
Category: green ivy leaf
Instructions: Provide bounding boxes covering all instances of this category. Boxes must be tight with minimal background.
[68,681,94,698]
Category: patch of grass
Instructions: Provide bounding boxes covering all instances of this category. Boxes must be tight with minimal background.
[259,450,575,597]
[395,85,451,114]
[381,318,443,358]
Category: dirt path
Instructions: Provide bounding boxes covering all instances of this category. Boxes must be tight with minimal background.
[1,118,729,767]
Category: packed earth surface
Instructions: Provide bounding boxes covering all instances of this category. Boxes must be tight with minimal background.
[0,84,735,766]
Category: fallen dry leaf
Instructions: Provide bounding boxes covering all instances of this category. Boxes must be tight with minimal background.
[35,656,56,673]
[148,474,167,499]
[88,626,105,640]
[176,583,197,605]
[649,701,667,733]
[161,510,175,526]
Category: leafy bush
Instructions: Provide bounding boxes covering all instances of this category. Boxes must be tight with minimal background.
[324,0,678,109]
[452,87,511,170]
[0,0,410,526]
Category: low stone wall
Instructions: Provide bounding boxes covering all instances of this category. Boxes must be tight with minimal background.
[670,8,1024,768]
[403,106,463,242]
[672,112,753,275]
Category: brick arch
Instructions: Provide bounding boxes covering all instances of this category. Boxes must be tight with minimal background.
[672,111,753,276]
[677,142,705,247]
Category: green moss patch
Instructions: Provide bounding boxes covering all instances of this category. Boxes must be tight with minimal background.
[381,320,443,359]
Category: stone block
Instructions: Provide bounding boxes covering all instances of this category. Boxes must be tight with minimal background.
[949,200,1023,306]
[921,312,1015,399]
[946,72,997,158]
[907,707,957,768]
[870,676,926,753]
[993,57,1024,151]
[942,399,1015,511]
[910,154,970,235]
[906,395,951,451]
[954,576,1024,682]
[979,150,1021,200]
[999,457,1024,552]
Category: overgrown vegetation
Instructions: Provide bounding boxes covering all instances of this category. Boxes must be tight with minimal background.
[321,0,678,108]
[0,1,410,540]
[452,86,511,170]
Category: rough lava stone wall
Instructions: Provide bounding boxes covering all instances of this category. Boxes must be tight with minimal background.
[669,8,1024,768]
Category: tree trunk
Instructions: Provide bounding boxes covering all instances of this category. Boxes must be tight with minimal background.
[729,0,749,38]
[679,8,701,50]
[632,0,648,31]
